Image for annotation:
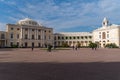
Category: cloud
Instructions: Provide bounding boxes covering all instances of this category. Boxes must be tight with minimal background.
[0,0,4,1]
[0,0,16,5]
[1,0,120,32]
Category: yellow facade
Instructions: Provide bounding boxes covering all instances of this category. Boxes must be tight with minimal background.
[0,31,7,47]
[1,17,120,48]
[0,18,53,48]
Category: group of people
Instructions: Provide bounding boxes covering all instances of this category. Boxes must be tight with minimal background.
[72,45,78,50]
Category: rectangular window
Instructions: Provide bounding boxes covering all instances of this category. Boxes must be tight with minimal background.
[49,36,51,40]
[107,34,109,38]
[38,43,41,47]
[17,42,19,46]
[32,29,34,31]
[38,29,41,32]
[10,42,13,47]
[38,35,41,40]
[1,34,5,39]
[11,34,13,39]
[99,35,101,39]
[17,34,19,39]
[58,36,60,39]
[44,36,46,40]
[17,28,20,30]
[25,34,28,39]
[54,36,56,40]
[25,28,28,31]
[32,35,34,39]
[11,27,13,30]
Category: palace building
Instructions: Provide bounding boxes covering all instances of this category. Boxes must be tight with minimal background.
[54,32,93,47]
[54,17,120,48]
[0,18,53,48]
[0,17,120,48]
[93,17,120,48]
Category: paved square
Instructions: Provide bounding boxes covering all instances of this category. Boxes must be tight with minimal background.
[0,48,120,80]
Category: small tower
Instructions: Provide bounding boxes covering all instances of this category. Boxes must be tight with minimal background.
[102,17,109,27]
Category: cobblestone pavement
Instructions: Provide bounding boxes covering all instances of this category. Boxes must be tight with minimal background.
[0,48,120,80]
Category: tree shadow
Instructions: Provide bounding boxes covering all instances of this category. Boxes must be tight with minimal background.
[0,62,120,80]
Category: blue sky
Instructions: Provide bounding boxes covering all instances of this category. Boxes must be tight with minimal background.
[0,0,120,32]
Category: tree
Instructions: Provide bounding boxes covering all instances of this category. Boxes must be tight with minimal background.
[77,42,81,48]
[89,42,97,50]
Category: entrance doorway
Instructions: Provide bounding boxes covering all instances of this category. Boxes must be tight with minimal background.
[32,42,34,47]
[25,42,28,48]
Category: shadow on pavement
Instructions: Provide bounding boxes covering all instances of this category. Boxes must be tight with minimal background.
[0,48,14,51]
[0,62,120,80]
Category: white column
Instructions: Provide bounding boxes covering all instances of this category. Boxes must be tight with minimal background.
[41,29,42,40]
[34,29,36,40]
[42,29,45,47]
[35,29,37,40]
[42,30,44,46]
[20,27,23,39]
[29,28,31,40]
[36,29,38,40]
[20,26,23,47]
[40,29,43,47]
[37,29,38,40]
[36,29,37,40]
[28,28,29,39]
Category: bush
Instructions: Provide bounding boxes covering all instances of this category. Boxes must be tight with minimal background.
[62,43,69,47]
[105,43,118,48]
[89,42,97,48]
[11,45,18,48]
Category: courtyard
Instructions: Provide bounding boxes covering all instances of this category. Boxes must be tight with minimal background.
[0,48,120,80]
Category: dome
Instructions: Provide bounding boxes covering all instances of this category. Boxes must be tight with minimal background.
[17,18,40,26]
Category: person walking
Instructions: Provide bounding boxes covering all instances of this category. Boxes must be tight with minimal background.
[72,45,75,50]
[47,44,52,52]
[75,45,78,50]
[31,46,34,51]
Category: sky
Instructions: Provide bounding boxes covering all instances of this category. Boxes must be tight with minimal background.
[0,0,120,32]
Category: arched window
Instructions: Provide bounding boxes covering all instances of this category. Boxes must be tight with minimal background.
[102,32,106,39]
